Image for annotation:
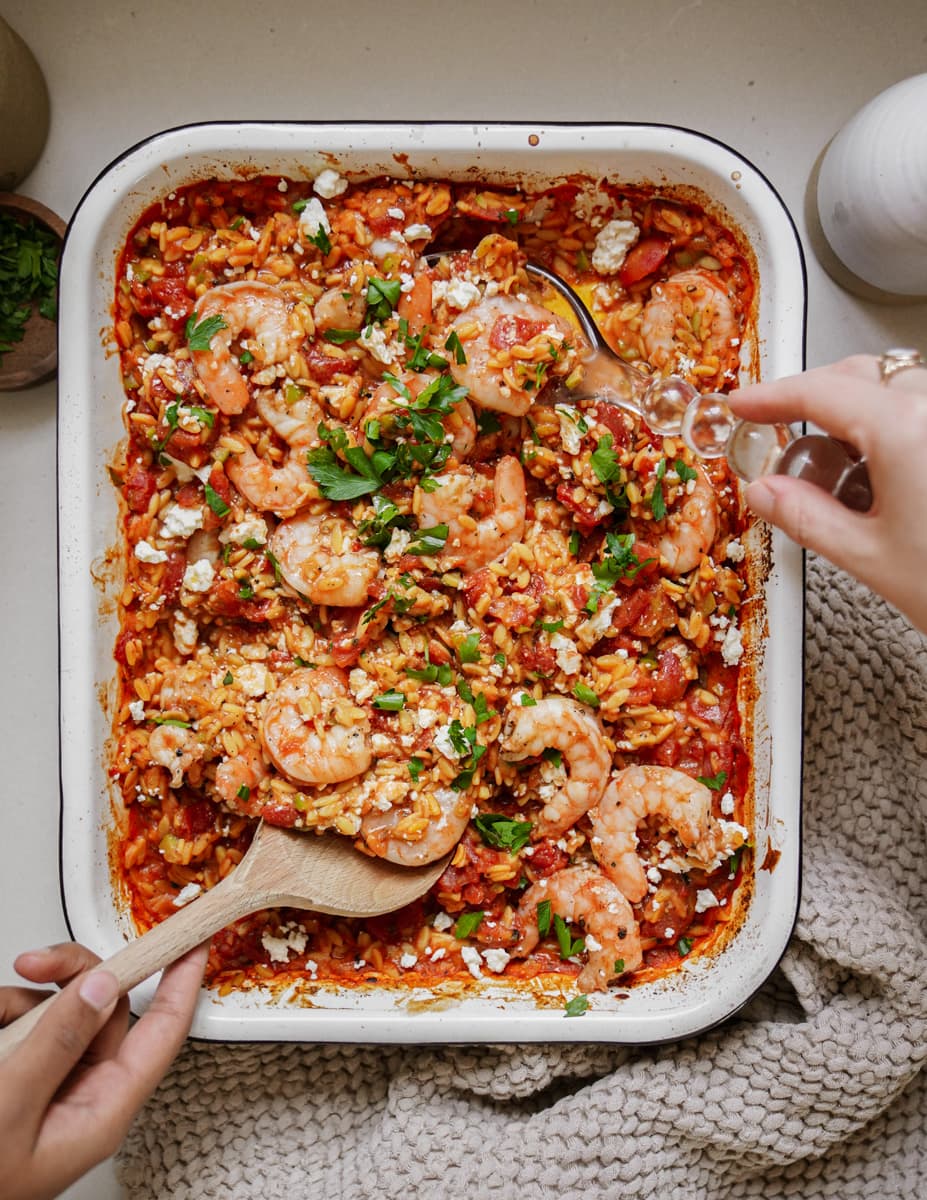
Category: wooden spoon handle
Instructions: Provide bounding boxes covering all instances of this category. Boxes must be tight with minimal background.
[0,868,259,1062]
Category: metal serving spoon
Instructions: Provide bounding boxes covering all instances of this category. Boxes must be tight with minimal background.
[427,252,872,511]
[0,821,448,1059]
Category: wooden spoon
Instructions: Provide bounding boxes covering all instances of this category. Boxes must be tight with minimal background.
[0,821,448,1059]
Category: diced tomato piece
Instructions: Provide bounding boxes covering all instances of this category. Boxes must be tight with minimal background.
[619,235,672,287]
[175,799,215,838]
[651,644,688,705]
[489,314,549,351]
[123,462,158,514]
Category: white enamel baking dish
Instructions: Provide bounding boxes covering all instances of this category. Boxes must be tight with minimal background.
[58,122,804,1044]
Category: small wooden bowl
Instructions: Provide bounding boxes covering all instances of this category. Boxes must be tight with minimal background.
[0,192,66,391]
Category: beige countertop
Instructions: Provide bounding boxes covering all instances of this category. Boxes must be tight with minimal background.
[0,2,924,1195]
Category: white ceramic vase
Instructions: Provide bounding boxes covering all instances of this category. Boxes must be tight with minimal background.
[816,74,927,299]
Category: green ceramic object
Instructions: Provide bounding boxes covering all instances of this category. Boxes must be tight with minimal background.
[0,17,50,191]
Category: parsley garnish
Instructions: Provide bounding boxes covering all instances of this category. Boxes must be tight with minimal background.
[151,717,191,728]
[222,672,234,686]
[540,619,564,633]
[472,692,497,726]
[408,524,448,556]
[448,721,487,791]
[238,581,254,600]
[444,330,467,365]
[585,532,655,613]
[454,911,484,939]
[186,313,228,351]
[542,748,563,768]
[373,690,405,711]
[476,409,501,436]
[554,914,585,959]
[474,814,533,853]
[457,632,481,663]
[697,770,728,791]
[309,226,331,256]
[237,784,250,802]
[568,531,581,556]
[239,349,254,364]
[365,277,401,323]
[323,328,361,344]
[675,458,698,483]
[408,756,424,782]
[519,693,537,707]
[573,682,600,708]
[204,482,230,518]
[503,208,519,226]
[614,958,625,974]
[537,899,552,937]
[0,212,59,362]
[590,434,622,485]
[564,994,589,1018]
[650,458,668,521]
[677,937,693,957]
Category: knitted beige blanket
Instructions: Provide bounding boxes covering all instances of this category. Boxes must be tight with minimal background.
[118,555,927,1199]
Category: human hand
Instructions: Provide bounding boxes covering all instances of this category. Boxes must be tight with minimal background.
[0,939,208,1200]
[727,353,927,634]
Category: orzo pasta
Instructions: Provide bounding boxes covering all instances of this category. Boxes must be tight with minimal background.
[111,170,756,1001]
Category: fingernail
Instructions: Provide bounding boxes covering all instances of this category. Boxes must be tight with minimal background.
[79,970,120,1013]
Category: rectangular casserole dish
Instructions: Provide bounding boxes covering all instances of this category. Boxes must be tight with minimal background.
[58,122,804,1044]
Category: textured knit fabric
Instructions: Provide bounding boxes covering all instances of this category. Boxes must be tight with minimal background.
[118,554,927,1199]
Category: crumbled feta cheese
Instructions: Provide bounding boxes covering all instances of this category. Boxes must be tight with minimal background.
[219,517,268,547]
[236,663,268,698]
[664,927,676,940]
[135,540,168,564]
[160,503,204,540]
[298,197,331,241]
[460,945,484,980]
[432,911,454,932]
[555,405,585,456]
[163,454,196,484]
[387,206,405,220]
[172,882,202,908]
[182,558,215,593]
[444,278,482,310]
[550,632,582,676]
[128,699,146,723]
[573,186,612,226]
[349,669,377,703]
[384,527,413,561]
[481,948,511,974]
[399,952,418,969]
[583,934,602,953]
[358,323,399,364]
[720,790,735,816]
[313,168,348,199]
[676,354,698,375]
[646,865,662,885]
[277,179,288,193]
[576,596,621,646]
[726,538,745,562]
[261,932,292,963]
[172,611,198,656]
[399,271,415,293]
[371,732,393,755]
[433,723,464,761]
[695,889,719,914]
[403,223,432,241]
[430,946,447,962]
[591,219,640,274]
[416,708,439,730]
[720,622,744,666]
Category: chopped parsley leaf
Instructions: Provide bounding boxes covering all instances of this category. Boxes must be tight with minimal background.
[407,524,449,556]
[323,328,361,344]
[564,994,589,1017]
[373,690,405,712]
[697,770,728,791]
[573,682,600,708]
[536,899,552,937]
[457,632,481,663]
[454,910,484,939]
[444,330,467,365]
[365,277,402,323]
[185,313,228,351]
[473,814,532,853]
[554,914,585,959]
[204,482,230,518]
[677,937,693,957]
[408,756,424,782]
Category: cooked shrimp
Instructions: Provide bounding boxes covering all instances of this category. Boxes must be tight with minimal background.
[449,295,581,416]
[360,785,470,866]
[226,444,315,516]
[500,696,610,838]
[590,765,744,903]
[651,463,718,574]
[640,269,739,377]
[255,387,324,449]
[268,511,380,607]
[214,735,269,805]
[190,281,302,414]
[361,372,477,461]
[514,866,642,991]
[261,667,372,785]
[416,455,526,572]
[313,285,366,334]
[148,723,204,789]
